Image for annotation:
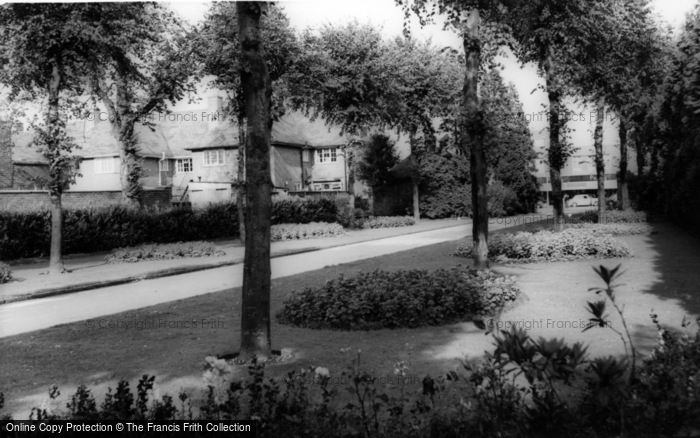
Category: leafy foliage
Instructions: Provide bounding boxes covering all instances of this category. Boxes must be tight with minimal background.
[361,216,415,229]
[277,268,520,330]
[578,209,648,224]
[271,198,339,225]
[271,222,345,241]
[356,134,399,188]
[105,242,225,264]
[0,262,12,284]
[455,228,632,262]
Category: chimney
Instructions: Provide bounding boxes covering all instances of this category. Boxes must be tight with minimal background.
[206,95,224,123]
[0,120,13,189]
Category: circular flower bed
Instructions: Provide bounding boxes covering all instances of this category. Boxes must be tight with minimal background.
[276,268,520,330]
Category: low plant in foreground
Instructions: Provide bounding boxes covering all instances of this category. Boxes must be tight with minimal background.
[105,241,225,263]
[456,228,631,262]
[271,222,345,241]
[361,216,415,229]
[0,262,12,283]
[276,268,520,330]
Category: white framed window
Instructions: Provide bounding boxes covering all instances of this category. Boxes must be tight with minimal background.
[94,157,118,174]
[203,149,226,166]
[159,159,170,172]
[317,147,337,163]
[176,158,193,173]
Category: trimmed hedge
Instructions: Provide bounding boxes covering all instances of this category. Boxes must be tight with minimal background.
[0,198,340,260]
[277,268,520,330]
[456,228,632,262]
[105,241,225,263]
[271,222,345,241]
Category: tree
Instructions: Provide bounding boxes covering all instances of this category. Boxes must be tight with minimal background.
[87,3,196,206]
[506,0,600,229]
[288,22,461,221]
[197,3,298,242]
[357,133,400,187]
[0,4,120,273]
[238,1,273,360]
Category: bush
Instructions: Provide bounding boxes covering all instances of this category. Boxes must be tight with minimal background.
[456,228,632,262]
[0,198,343,261]
[361,216,415,229]
[567,223,652,236]
[271,198,338,225]
[578,209,648,224]
[105,241,225,263]
[276,268,520,330]
[271,222,345,241]
[0,262,12,283]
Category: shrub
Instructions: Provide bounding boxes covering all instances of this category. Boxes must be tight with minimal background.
[271,222,345,241]
[578,209,648,224]
[0,198,343,261]
[276,268,520,330]
[567,223,652,235]
[361,216,415,229]
[271,198,338,225]
[456,228,632,262]
[105,241,225,263]
[0,262,12,283]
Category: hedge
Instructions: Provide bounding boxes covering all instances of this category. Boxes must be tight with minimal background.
[0,198,339,260]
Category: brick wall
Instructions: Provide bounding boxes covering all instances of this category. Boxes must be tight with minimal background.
[0,189,172,211]
[0,120,13,189]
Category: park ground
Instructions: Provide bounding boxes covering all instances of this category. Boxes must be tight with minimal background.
[1,217,699,418]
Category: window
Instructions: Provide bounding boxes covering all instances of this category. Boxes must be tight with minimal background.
[317,147,337,163]
[176,158,193,173]
[203,149,225,166]
[159,159,170,172]
[94,157,118,174]
[302,150,311,162]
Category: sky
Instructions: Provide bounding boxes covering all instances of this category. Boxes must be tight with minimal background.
[169,0,698,166]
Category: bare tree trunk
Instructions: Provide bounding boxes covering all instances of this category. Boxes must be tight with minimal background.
[47,62,64,275]
[461,9,488,270]
[238,1,272,360]
[408,131,420,222]
[545,57,565,231]
[618,117,629,210]
[594,98,606,223]
[346,144,356,211]
[237,116,246,244]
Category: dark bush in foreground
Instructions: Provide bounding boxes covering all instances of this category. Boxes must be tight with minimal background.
[276,268,520,330]
[456,228,631,262]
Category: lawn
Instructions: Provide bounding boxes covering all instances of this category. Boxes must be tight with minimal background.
[1,220,699,418]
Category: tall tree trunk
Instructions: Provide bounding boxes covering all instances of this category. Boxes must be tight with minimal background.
[409,131,420,222]
[346,144,356,211]
[618,117,629,210]
[594,98,606,223]
[544,57,565,231]
[237,115,247,244]
[47,62,64,275]
[238,1,272,360]
[461,9,488,270]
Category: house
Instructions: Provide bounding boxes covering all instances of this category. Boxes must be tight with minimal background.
[0,94,361,209]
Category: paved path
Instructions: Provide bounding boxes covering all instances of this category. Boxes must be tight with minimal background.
[0,225,469,338]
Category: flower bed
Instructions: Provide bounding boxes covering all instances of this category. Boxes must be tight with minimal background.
[578,209,648,224]
[105,241,225,263]
[567,222,652,235]
[271,222,345,241]
[277,268,520,330]
[0,262,12,283]
[361,216,416,229]
[456,228,631,262]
